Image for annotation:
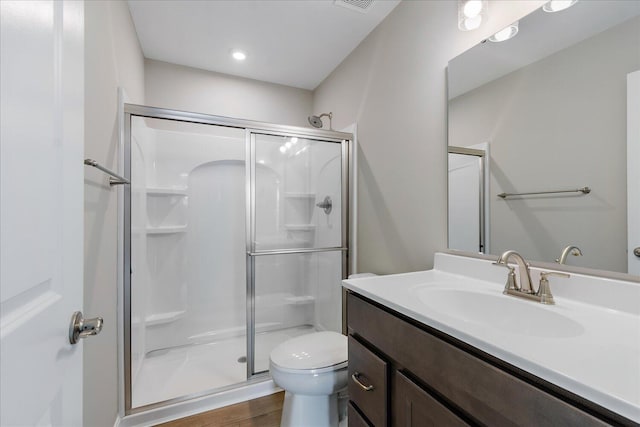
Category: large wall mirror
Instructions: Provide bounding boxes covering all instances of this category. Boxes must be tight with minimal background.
[447,0,640,276]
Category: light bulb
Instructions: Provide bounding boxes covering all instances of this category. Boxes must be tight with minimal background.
[488,21,519,42]
[458,0,486,31]
[231,50,246,61]
[462,15,482,31]
[463,0,483,18]
[542,0,578,13]
[279,146,286,153]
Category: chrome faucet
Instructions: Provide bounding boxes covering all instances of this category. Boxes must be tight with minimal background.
[494,250,534,293]
[493,250,570,304]
[556,245,582,264]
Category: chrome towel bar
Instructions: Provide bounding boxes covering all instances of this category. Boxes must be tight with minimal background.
[497,186,590,199]
[84,158,130,186]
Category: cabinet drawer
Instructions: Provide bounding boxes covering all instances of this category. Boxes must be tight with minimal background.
[349,335,388,426]
[349,402,372,427]
[348,293,608,426]
[393,372,469,427]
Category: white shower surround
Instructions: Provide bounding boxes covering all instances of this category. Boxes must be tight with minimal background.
[129,117,344,408]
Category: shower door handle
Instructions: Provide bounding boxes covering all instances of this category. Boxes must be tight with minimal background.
[69,311,104,344]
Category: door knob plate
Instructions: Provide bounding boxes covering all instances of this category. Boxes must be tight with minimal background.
[634,247,640,258]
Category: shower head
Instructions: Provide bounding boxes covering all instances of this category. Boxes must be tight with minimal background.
[308,115,323,128]
[308,112,333,129]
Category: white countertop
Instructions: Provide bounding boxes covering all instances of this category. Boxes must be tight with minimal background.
[342,253,640,423]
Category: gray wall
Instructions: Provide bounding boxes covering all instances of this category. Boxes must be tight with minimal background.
[449,16,639,272]
[84,1,145,426]
[313,0,545,274]
[145,59,313,127]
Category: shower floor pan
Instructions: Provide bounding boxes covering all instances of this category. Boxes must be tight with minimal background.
[132,325,315,408]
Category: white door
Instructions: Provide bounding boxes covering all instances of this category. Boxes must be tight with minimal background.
[628,71,640,276]
[448,152,484,253]
[1,1,84,426]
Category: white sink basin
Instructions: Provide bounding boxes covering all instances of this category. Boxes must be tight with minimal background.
[412,287,585,338]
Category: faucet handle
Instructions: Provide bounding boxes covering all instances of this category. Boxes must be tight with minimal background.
[537,271,570,305]
[492,262,519,292]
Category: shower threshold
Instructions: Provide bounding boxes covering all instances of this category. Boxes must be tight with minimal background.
[131,324,316,408]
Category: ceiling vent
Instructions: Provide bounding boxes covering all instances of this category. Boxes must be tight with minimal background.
[334,0,374,13]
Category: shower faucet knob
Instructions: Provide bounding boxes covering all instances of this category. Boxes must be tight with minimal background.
[316,196,332,214]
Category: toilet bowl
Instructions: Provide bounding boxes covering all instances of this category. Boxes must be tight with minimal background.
[270,331,348,427]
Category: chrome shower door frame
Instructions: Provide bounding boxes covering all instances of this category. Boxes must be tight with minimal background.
[121,104,352,415]
[245,129,350,379]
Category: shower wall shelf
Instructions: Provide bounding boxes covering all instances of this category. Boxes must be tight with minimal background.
[284,295,316,305]
[284,192,315,199]
[284,224,317,231]
[146,225,188,235]
[145,310,186,327]
[147,187,188,196]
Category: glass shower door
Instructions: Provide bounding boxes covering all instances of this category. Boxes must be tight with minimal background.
[248,133,347,374]
[128,116,247,408]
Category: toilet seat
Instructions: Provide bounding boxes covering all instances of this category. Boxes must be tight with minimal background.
[270,331,347,372]
[271,359,348,375]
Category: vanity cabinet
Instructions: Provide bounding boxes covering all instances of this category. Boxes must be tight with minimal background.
[347,292,625,427]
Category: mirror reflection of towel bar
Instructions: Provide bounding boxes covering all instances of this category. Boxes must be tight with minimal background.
[498,186,590,199]
[84,158,130,186]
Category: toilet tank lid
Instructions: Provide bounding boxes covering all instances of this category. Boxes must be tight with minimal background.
[270,331,348,370]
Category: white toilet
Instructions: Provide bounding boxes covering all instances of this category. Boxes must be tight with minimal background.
[269,331,348,427]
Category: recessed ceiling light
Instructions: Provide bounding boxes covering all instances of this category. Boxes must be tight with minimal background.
[458,0,487,31]
[488,21,519,42]
[463,0,483,18]
[231,49,247,61]
[461,15,482,31]
[542,0,578,13]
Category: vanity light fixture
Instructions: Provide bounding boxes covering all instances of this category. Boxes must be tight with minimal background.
[457,0,487,31]
[230,49,247,61]
[488,21,519,42]
[543,0,578,13]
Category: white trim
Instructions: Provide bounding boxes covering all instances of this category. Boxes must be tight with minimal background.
[627,71,640,275]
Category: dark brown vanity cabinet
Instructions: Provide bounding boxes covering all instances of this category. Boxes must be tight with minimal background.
[346,292,632,427]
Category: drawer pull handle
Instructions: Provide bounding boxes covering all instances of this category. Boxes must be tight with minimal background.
[351,372,374,391]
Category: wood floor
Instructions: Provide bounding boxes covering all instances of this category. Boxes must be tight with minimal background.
[156,392,284,427]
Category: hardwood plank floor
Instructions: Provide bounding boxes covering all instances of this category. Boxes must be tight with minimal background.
[156,392,284,427]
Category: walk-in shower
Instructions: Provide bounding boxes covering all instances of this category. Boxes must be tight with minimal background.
[122,105,351,413]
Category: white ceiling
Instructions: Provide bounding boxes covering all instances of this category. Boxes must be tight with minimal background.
[127,0,401,90]
[448,0,640,99]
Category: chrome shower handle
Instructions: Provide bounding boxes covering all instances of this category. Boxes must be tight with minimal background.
[316,196,332,214]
